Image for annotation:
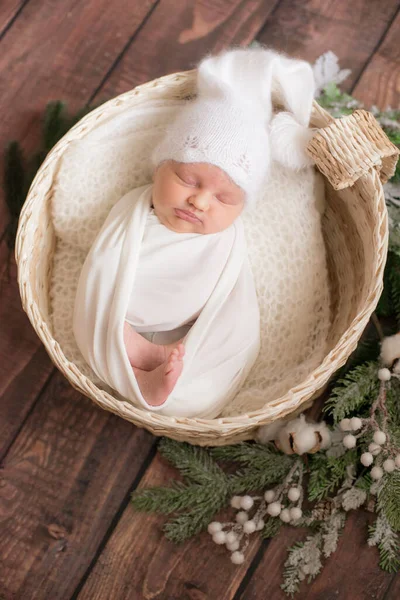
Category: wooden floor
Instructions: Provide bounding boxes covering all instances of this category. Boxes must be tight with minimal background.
[1,1,400,598]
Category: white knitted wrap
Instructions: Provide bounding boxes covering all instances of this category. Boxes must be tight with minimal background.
[50,99,331,417]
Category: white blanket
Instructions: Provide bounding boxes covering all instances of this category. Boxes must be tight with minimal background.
[73,184,260,418]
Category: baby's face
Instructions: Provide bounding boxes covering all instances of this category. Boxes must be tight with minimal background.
[152,161,245,234]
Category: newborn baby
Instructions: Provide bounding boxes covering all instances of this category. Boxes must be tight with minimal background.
[123,159,246,406]
[73,47,316,418]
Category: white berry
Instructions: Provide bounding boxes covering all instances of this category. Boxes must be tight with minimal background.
[212,531,226,544]
[230,496,243,509]
[343,434,357,449]
[290,507,303,521]
[360,452,374,467]
[267,502,281,517]
[395,454,400,468]
[373,431,387,445]
[350,417,362,431]
[371,466,384,480]
[340,418,351,431]
[369,442,382,456]
[243,520,256,534]
[280,508,291,523]
[227,540,240,552]
[383,459,396,473]
[207,521,222,535]
[288,487,301,502]
[256,519,265,531]
[236,511,249,525]
[378,368,391,381]
[264,490,275,503]
[225,531,237,544]
[240,495,254,511]
[231,551,245,565]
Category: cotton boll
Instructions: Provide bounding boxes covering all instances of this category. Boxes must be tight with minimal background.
[316,422,332,449]
[380,333,400,367]
[292,427,320,454]
[256,419,286,444]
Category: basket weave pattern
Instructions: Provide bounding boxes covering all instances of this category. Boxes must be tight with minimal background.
[15,71,396,445]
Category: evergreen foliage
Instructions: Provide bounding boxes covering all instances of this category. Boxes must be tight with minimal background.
[323,362,379,423]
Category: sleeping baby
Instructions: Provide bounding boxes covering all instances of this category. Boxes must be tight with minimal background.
[73,47,316,418]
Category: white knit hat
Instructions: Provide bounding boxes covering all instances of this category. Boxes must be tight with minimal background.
[152,47,316,204]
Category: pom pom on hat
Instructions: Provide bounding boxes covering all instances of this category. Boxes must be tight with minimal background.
[152,47,316,205]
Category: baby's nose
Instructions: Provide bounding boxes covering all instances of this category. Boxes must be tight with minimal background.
[189,192,211,211]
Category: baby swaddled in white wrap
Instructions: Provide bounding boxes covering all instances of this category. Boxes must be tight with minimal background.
[73,47,317,418]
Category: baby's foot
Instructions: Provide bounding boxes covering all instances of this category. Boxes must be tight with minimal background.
[134,344,185,406]
[124,322,165,371]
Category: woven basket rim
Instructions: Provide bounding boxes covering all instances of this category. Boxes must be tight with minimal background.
[15,68,389,437]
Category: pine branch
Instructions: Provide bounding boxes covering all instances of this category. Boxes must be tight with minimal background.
[228,456,294,495]
[368,512,400,572]
[377,472,400,533]
[131,481,211,514]
[388,252,400,327]
[158,438,228,487]
[308,450,357,502]
[261,516,282,539]
[163,485,228,543]
[323,362,379,423]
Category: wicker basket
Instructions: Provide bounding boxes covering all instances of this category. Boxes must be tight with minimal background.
[15,70,399,446]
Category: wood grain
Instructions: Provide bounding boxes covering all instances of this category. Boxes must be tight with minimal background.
[0,0,27,38]
[94,0,281,103]
[0,247,54,461]
[0,372,155,600]
[77,452,262,600]
[352,9,400,109]
[0,0,157,237]
[257,0,400,92]
[239,510,393,599]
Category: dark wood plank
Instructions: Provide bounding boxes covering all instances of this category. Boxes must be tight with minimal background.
[0,0,158,235]
[0,245,54,460]
[94,0,281,103]
[0,371,155,600]
[240,511,392,599]
[256,0,400,93]
[352,9,400,108]
[77,453,262,600]
[0,0,27,38]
